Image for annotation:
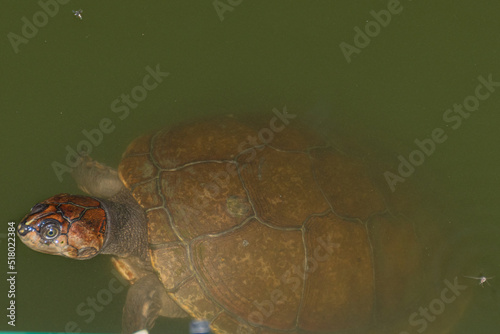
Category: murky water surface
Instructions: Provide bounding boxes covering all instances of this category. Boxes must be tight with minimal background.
[1,1,500,333]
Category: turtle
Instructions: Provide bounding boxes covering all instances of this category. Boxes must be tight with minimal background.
[17,115,440,333]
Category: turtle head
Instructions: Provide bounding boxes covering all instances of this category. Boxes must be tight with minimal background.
[17,194,108,260]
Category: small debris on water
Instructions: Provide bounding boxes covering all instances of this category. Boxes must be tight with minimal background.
[463,275,493,287]
[72,9,83,20]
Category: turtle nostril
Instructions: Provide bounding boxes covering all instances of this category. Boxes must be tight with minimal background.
[17,223,33,236]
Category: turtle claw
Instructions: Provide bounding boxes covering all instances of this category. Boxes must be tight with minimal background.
[122,275,163,334]
[121,274,188,334]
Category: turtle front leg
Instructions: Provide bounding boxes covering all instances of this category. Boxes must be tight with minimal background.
[71,155,125,198]
[122,274,188,334]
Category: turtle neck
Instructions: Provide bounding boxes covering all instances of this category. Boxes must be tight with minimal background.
[99,190,149,262]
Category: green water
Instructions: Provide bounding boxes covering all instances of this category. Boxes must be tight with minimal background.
[1,1,500,333]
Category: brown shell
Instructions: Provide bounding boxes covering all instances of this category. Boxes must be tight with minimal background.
[118,116,422,333]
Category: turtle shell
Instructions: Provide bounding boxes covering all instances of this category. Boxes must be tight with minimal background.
[118,116,422,333]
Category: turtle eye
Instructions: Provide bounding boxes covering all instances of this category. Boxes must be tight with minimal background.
[30,203,48,215]
[40,220,60,240]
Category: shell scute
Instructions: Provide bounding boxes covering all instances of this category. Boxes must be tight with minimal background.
[152,118,256,169]
[192,219,304,330]
[237,147,329,228]
[160,162,252,240]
